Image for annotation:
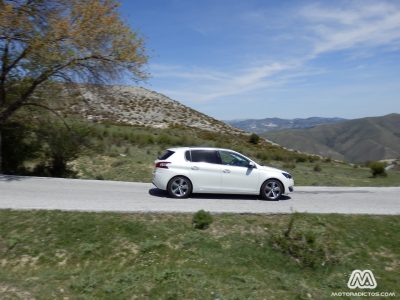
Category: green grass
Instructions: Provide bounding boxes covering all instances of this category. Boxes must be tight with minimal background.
[273,161,400,186]
[0,210,399,299]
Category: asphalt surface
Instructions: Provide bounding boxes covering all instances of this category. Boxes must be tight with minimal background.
[1,175,399,215]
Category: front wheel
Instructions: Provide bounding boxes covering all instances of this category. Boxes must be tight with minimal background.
[260,179,283,201]
[167,176,192,198]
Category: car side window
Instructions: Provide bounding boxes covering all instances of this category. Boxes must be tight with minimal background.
[219,151,250,167]
[185,150,191,161]
[191,150,220,164]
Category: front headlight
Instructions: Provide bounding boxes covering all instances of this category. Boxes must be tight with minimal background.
[282,172,292,179]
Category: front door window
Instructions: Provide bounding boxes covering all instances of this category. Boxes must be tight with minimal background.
[219,151,250,167]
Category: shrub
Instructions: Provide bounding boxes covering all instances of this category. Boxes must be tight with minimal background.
[35,121,91,177]
[308,155,320,163]
[369,161,387,177]
[192,210,213,230]
[1,121,40,174]
[249,133,260,145]
[273,154,284,161]
[313,164,322,172]
[270,214,338,268]
[157,134,173,145]
[283,162,296,169]
[296,156,307,163]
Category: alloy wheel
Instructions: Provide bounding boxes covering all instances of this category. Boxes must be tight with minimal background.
[170,177,190,197]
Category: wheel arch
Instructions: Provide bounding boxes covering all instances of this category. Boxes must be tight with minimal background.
[167,175,194,196]
[168,175,193,187]
[259,177,285,194]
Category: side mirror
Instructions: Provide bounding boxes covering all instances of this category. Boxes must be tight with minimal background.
[248,161,256,168]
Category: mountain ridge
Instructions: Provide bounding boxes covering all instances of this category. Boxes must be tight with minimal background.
[263,113,400,163]
[226,116,347,133]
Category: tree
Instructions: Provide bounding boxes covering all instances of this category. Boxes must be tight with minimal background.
[35,120,91,177]
[0,0,148,171]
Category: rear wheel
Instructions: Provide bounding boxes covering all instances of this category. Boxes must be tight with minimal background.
[260,179,283,200]
[167,176,192,198]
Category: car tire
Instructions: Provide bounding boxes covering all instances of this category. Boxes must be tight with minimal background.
[167,176,192,198]
[260,179,283,201]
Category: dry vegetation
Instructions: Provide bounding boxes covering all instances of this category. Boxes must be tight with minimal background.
[67,85,244,135]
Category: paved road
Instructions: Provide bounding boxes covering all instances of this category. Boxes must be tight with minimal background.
[1,175,399,215]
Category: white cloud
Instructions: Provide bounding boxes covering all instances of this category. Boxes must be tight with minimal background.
[150,62,297,102]
[150,1,400,103]
[301,2,400,55]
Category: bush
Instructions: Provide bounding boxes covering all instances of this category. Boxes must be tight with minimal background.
[192,210,213,230]
[256,152,270,161]
[296,156,307,163]
[1,121,40,174]
[369,161,387,177]
[283,161,296,169]
[270,214,338,268]
[313,164,322,172]
[308,155,320,163]
[249,133,260,145]
[36,121,91,177]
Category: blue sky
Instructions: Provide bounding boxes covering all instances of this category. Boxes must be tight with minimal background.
[119,0,400,120]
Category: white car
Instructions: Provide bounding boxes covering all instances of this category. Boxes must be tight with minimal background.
[152,147,294,200]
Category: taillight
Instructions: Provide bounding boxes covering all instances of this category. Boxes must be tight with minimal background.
[155,162,171,169]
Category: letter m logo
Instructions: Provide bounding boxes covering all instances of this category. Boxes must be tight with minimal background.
[347,270,377,289]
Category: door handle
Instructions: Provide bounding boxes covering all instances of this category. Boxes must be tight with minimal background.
[191,166,199,170]
[223,169,231,173]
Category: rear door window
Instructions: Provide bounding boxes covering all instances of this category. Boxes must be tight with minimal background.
[191,150,220,164]
[158,150,175,160]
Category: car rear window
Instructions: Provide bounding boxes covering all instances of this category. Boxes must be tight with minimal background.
[190,150,220,164]
[158,150,175,160]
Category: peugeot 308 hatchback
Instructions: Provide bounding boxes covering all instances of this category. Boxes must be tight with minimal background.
[152,147,294,200]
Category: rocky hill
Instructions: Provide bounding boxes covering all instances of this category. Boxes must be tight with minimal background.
[264,114,400,163]
[226,117,346,133]
[63,85,243,134]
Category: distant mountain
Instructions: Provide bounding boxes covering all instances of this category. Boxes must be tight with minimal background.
[226,117,346,133]
[263,114,400,163]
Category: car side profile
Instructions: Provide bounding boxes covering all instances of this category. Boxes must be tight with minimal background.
[152,147,294,200]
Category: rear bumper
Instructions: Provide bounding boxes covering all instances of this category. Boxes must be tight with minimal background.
[152,169,170,190]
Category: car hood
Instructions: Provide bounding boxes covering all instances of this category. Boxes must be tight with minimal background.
[258,165,285,174]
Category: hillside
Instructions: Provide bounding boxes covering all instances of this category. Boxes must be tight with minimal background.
[226,117,346,133]
[5,84,400,186]
[63,85,243,134]
[264,114,400,163]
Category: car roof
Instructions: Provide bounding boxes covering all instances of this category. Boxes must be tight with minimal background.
[167,147,236,152]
